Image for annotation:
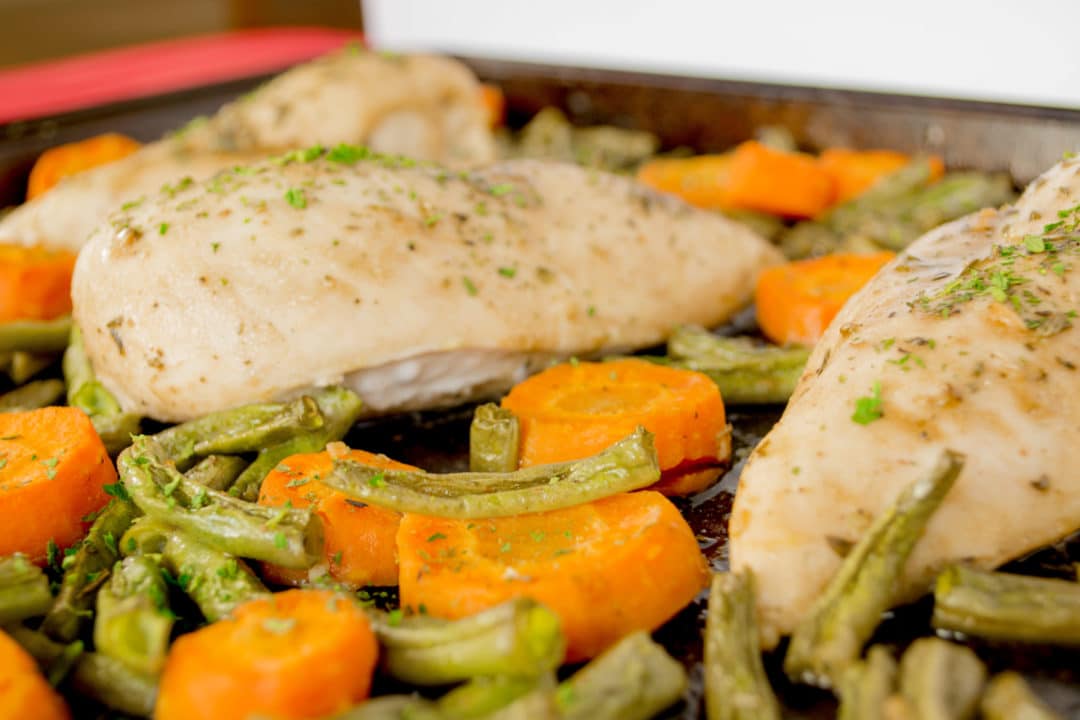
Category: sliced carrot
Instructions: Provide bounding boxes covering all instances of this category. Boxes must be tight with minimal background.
[500,358,728,493]
[755,251,896,346]
[723,140,835,218]
[156,589,378,720]
[819,148,945,204]
[635,154,734,209]
[26,133,141,200]
[397,491,709,662]
[0,407,115,565]
[0,244,76,323]
[258,449,415,588]
[478,83,506,129]
[0,628,70,720]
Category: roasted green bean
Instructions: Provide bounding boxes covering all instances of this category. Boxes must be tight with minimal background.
[185,454,248,492]
[980,672,1062,720]
[94,555,172,676]
[326,427,658,519]
[837,645,897,720]
[898,637,986,720]
[0,554,52,624]
[556,631,686,720]
[704,571,781,720]
[372,598,564,685]
[71,651,158,718]
[469,403,520,472]
[122,519,269,622]
[118,436,322,568]
[2,624,84,686]
[229,386,363,501]
[8,351,54,385]
[0,315,72,353]
[784,449,963,688]
[42,498,141,642]
[932,565,1080,645]
[64,324,141,454]
[0,378,64,412]
[438,674,556,719]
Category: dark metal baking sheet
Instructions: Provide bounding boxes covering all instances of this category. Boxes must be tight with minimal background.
[2,56,1078,718]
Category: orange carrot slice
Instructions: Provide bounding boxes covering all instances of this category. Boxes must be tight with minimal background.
[478,83,506,129]
[0,407,115,564]
[397,491,709,662]
[636,154,734,209]
[755,251,896,346]
[500,358,728,493]
[819,148,944,204]
[0,244,76,323]
[258,449,416,588]
[0,629,69,719]
[723,141,835,218]
[26,133,141,200]
[156,589,378,720]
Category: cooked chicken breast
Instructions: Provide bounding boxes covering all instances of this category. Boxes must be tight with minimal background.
[72,152,781,421]
[730,157,1080,648]
[0,49,495,252]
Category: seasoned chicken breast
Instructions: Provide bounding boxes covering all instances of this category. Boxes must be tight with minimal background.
[0,49,495,252]
[730,157,1080,647]
[72,151,781,421]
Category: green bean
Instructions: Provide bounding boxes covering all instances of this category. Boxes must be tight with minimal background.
[2,624,84,686]
[64,325,141,454]
[469,403,520,472]
[329,696,442,720]
[837,646,897,720]
[663,326,811,405]
[931,565,1080,645]
[556,631,687,720]
[185,454,248,492]
[704,571,781,720]
[94,555,172,676]
[229,386,363,501]
[9,351,55,384]
[980,672,1062,720]
[372,597,565,685]
[154,394,324,468]
[0,378,65,412]
[784,449,964,688]
[71,651,158,718]
[124,519,269,622]
[92,412,144,456]
[0,553,52,624]
[898,637,986,720]
[0,315,71,353]
[439,675,556,719]
[326,427,659,519]
[118,435,322,568]
[42,498,141,642]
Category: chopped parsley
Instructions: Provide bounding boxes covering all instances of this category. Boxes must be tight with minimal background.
[368,471,385,488]
[158,223,169,235]
[497,266,517,278]
[488,183,515,196]
[851,381,884,425]
[462,276,479,296]
[427,533,447,542]
[285,188,307,209]
[103,482,131,502]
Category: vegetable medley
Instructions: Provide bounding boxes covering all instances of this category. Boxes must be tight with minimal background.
[0,84,1074,720]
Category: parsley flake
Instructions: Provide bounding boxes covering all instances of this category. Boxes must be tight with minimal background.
[285,188,307,209]
[852,381,884,425]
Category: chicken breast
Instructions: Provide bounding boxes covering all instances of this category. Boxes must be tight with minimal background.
[730,157,1080,648]
[0,49,495,252]
[72,151,781,421]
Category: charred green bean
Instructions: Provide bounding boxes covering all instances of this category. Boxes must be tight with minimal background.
[372,597,565,685]
[704,571,781,720]
[784,449,963,688]
[932,565,1080,645]
[326,427,659,519]
[469,403,520,472]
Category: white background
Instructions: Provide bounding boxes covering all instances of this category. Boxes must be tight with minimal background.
[364,0,1080,109]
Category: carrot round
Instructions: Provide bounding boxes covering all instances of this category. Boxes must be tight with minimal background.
[26,133,141,200]
[636,154,734,209]
[0,244,76,323]
[478,83,506,129]
[723,141,835,218]
[397,491,709,662]
[156,589,378,720]
[501,358,728,492]
[819,148,945,204]
[0,628,70,720]
[0,407,115,564]
[755,251,896,346]
[258,449,415,588]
